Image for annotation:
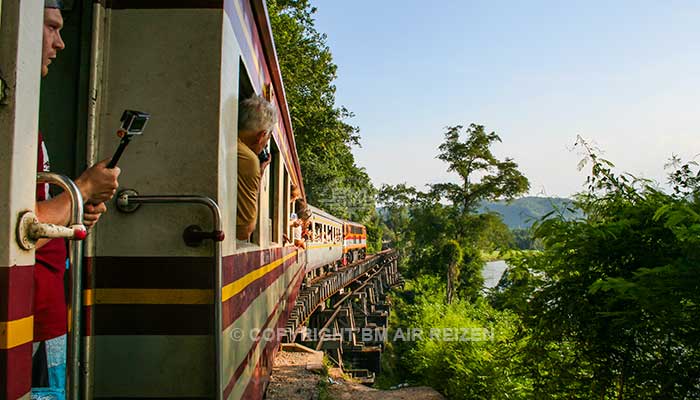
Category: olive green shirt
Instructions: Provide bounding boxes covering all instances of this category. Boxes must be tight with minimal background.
[237,138,261,237]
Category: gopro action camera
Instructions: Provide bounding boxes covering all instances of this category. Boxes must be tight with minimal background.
[120,110,150,135]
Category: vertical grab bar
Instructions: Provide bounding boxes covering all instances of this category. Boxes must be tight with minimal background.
[116,192,224,400]
[36,172,84,400]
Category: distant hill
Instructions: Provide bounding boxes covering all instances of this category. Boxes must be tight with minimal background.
[478,197,582,229]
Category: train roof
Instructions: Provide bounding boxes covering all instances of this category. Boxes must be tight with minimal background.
[307,204,344,225]
[305,205,366,228]
[343,220,365,228]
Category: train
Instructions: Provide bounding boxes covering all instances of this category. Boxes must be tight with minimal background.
[0,1,366,399]
[305,205,367,272]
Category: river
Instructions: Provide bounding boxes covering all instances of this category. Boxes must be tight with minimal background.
[483,260,508,289]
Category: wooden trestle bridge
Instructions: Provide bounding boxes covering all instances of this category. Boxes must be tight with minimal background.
[283,250,403,383]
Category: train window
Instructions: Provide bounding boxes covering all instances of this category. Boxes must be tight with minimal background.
[268,140,280,244]
[283,170,289,243]
[239,59,254,100]
[237,59,259,246]
[250,196,261,245]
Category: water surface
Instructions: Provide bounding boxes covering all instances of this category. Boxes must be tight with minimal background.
[483,260,508,289]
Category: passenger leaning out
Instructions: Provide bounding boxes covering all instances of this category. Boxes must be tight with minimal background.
[236,95,277,241]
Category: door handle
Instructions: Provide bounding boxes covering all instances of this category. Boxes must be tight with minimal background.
[16,172,86,250]
[16,211,87,250]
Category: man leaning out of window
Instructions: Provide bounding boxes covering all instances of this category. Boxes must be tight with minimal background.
[236,95,277,241]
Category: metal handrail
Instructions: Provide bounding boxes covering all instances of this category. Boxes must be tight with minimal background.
[116,192,224,400]
[36,172,84,400]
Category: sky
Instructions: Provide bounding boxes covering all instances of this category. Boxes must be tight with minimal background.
[312,0,700,197]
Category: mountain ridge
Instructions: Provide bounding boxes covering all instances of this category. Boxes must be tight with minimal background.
[479,196,581,229]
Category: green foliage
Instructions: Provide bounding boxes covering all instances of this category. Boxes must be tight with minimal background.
[316,355,336,400]
[383,134,700,398]
[439,240,462,303]
[466,213,515,252]
[511,228,541,250]
[456,245,484,302]
[384,276,531,399]
[364,212,383,254]
[492,141,700,398]
[438,240,463,272]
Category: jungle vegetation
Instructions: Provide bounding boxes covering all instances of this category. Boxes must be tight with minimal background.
[378,136,700,399]
[268,2,700,398]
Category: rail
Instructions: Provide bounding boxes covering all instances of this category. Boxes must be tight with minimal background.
[35,172,85,400]
[115,190,224,400]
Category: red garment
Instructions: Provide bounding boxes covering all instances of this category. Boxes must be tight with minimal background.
[34,132,68,342]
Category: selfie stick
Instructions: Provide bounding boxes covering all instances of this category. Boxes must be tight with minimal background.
[106,131,133,169]
[106,110,150,169]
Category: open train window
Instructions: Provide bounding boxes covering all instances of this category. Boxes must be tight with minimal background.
[238,59,254,100]
[268,140,280,245]
[237,59,260,246]
[283,170,290,243]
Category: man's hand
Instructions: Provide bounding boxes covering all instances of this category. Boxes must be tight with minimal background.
[261,153,272,175]
[75,158,121,203]
[84,202,107,228]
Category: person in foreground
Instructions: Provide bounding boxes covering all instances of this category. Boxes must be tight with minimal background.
[33,1,121,397]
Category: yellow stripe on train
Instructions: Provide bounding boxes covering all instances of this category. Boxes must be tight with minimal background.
[81,252,299,306]
[0,316,33,350]
[221,251,298,303]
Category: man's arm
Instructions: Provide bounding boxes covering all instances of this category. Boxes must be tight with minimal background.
[243,221,257,241]
[235,151,271,242]
[260,156,271,175]
[35,159,120,247]
[236,155,262,241]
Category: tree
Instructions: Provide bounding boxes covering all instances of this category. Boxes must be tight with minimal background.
[377,124,528,281]
[438,240,462,303]
[432,124,530,213]
[377,184,415,238]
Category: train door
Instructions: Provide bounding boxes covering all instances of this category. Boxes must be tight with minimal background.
[86,3,228,398]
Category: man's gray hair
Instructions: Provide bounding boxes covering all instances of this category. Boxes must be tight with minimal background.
[238,94,278,134]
